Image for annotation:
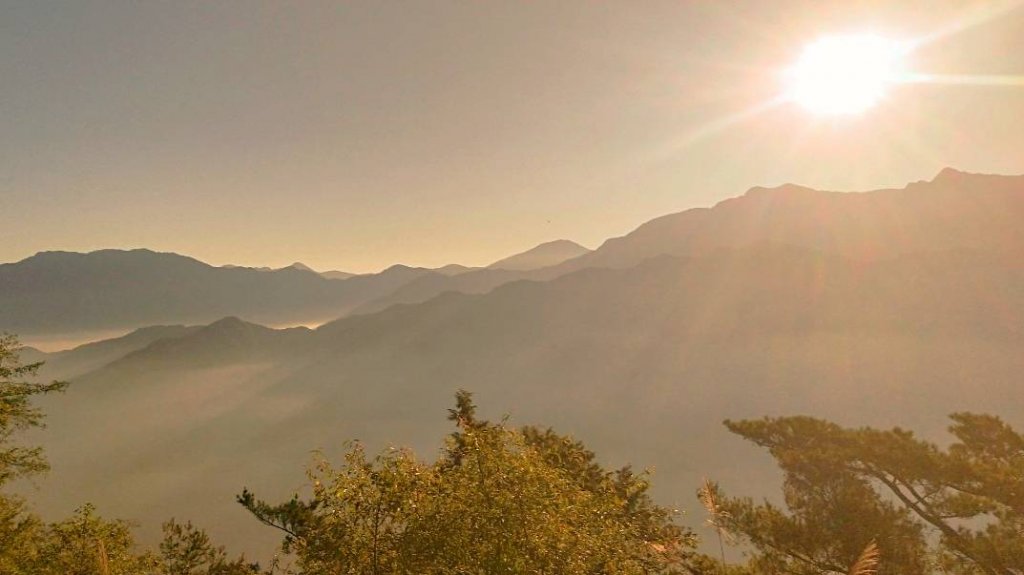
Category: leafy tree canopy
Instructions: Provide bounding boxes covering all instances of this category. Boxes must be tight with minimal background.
[240,389,695,574]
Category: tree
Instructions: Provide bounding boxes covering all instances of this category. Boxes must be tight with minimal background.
[241,390,694,574]
[159,518,258,575]
[704,413,1024,575]
[0,334,67,572]
[0,333,68,486]
[32,504,159,575]
[0,493,45,574]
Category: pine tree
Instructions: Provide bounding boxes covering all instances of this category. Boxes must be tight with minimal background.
[706,413,1024,575]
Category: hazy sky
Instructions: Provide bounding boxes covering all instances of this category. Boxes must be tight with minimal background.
[3,1,1022,273]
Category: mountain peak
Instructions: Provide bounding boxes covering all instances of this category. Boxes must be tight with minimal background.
[541,239,585,248]
[433,263,476,276]
[934,167,965,180]
[199,316,274,337]
[16,249,208,270]
[284,262,315,272]
[488,240,591,271]
[928,167,977,186]
[910,167,1024,190]
[741,182,819,199]
[205,316,253,330]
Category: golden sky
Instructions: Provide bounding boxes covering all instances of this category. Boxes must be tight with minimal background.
[2,1,1022,273]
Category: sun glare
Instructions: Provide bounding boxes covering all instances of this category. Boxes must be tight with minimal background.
[787,34,908,115]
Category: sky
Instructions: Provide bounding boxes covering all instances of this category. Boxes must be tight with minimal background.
[3,1,1023,273]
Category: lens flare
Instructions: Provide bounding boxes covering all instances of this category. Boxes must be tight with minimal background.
[786,34,909,115]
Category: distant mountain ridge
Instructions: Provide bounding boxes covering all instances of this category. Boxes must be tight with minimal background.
[5,169,1021,336]
[25,324,202,380]
[319,270,355,280]
[0,241,572,335]
[566,167,1024,271]
[0,249,443,335]
[352,169,1024,314]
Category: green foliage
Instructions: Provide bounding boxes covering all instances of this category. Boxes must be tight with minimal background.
[241,390,694,574]
[0,334,70,574]
[32,503,159,575]
[159,518,258,575]
[707,413,1024,575]
[0,333,68,486]
[0,493,44,573]
[0,493,254,575]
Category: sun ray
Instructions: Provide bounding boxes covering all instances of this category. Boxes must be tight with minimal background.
[653,95,790,159]
[910,0,1024,49]
[904,73,1024,87]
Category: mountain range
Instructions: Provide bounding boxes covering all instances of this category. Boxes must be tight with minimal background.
[10,168,1024,560]
[0,239,584,337]
[350,167,1024,314]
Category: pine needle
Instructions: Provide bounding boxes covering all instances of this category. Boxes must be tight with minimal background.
[848,541,880,575]
[698,478,731,563]
[698,478,721,520]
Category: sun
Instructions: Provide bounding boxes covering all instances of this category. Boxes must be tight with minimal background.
[786,34,908,115]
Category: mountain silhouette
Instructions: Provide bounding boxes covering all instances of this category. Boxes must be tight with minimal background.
[353,169,1024,314]
[0,249,443,335]
[8,169,1017,335]
[565,168,1024,271]
[487,239,591,271]
[282,262,316,273]
[25,324,201,380]
[18,169,1024,558]
[320,270,355,280]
